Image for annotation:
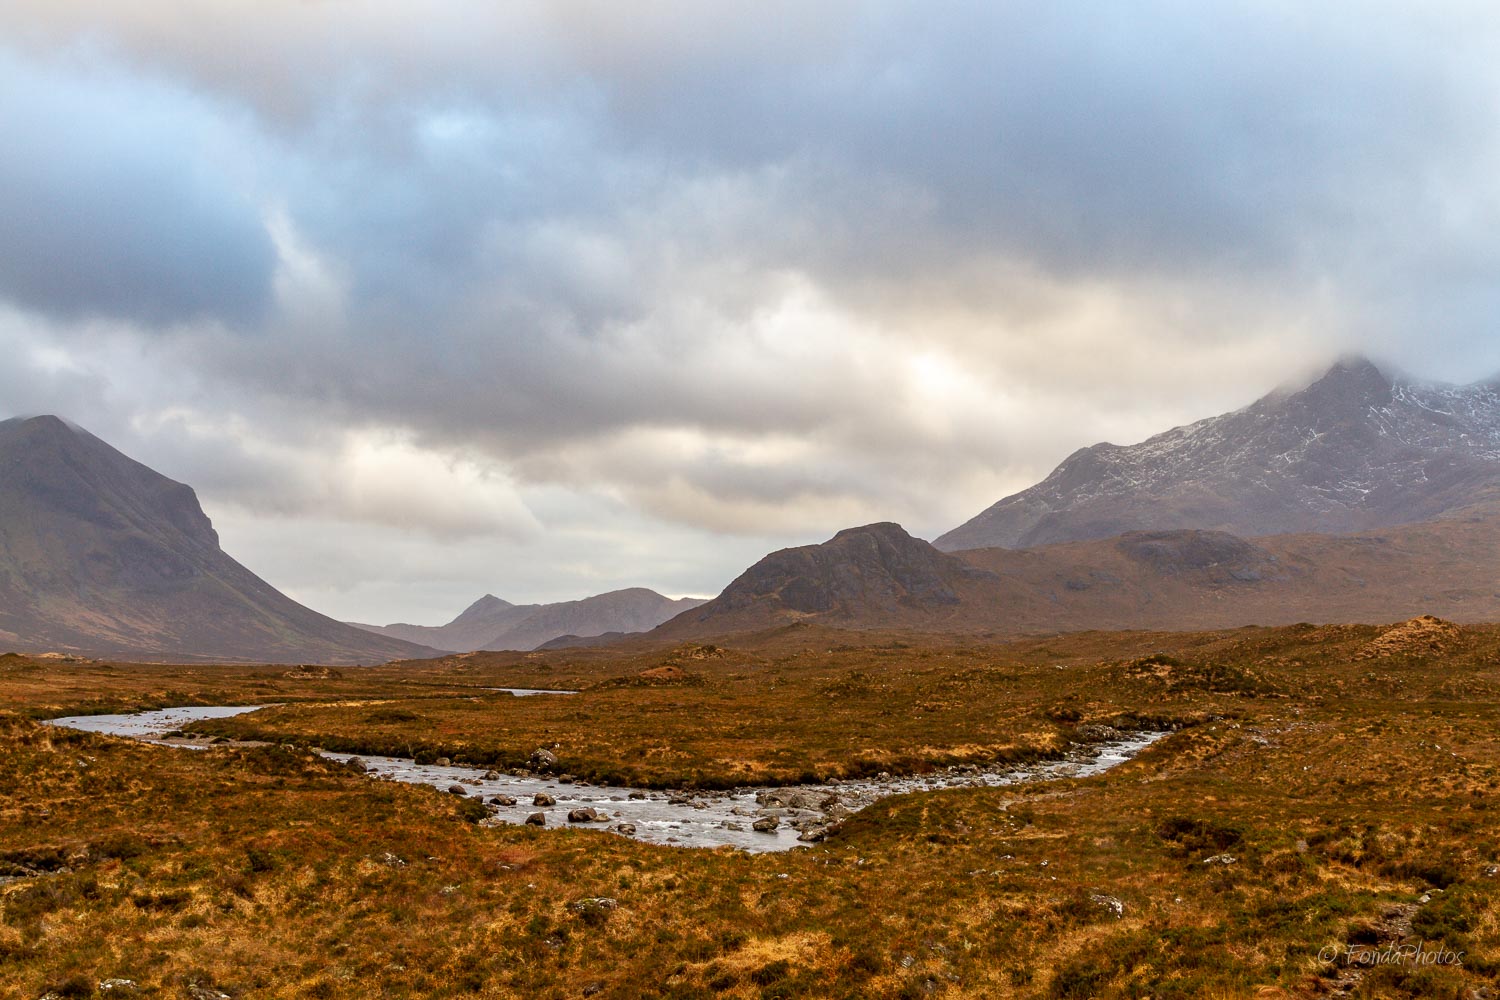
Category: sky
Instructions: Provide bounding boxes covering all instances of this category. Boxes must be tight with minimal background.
[3,2,1500,625]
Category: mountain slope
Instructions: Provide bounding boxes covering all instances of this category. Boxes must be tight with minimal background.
[0,416,440,664]
[937,358,1500,551]
[950,504,1500,632]
[652,507,1500,641]
[353,588,706,652]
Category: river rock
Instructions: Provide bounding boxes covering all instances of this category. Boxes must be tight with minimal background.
[525,812,546,826]
[614,823,637,836]
[434,757,451,767]
[753,816,779,833]
[489,794,517,807]
[346,757,367,772]
[533,792,556,807]
[568,807,601,823]
[447,784,468,796]
[483,770,500,780]
[797,821,843,842]
[530,747,559,770]
[559,774,575,784]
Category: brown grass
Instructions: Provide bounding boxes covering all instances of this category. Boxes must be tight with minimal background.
[1,620,1497,997]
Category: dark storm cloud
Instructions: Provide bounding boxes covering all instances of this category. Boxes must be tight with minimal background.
[0,50,276,326]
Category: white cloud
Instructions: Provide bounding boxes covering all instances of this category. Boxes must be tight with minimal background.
[5,5,1500,622]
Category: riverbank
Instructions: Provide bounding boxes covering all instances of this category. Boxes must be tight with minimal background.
[47,704,1167,852]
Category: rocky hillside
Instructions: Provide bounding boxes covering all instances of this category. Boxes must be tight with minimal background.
[0,416,439,664]
[654,522,1004,636]
[937,357,1500,551]
[354,588,706,652]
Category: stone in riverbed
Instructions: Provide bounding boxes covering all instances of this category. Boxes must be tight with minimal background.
[525,812,546,826]
[489,794,517,806]
[614,823,637,836]
[434,757,451,766]
[447,784,468,796]
[568,808,602,823]
[530,747,559,770]
[797,821,843,842]
[752,817,779,833]
[533,792,556,807]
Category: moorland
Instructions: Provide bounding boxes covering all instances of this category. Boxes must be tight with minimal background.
[3,618,1498,999]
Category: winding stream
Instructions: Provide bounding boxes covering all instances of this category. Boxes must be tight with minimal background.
[48,704,1167,853]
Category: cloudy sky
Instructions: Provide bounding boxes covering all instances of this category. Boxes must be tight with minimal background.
[4,2,1500,624]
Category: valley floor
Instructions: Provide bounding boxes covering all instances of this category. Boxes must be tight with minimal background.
[2,622,1498,998]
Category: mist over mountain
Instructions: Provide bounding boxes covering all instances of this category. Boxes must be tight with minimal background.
[0,416,439,663]
[936,358,1500,552]
[353,588,706,652]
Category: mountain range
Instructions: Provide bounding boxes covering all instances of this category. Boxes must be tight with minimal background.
[936,357,1500,551]
[0,416,439,664]
[11,355,1500,661]
[351,589,706,652]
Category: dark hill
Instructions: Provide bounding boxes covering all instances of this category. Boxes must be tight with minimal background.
[0,416,439,663]
[654,522,1003,636]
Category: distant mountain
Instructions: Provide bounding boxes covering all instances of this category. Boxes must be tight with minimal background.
[353,588,706,652]
[351,594,533,653]
[0,416,440,664]
[652,509,1500,640]
[653,522,1003,636]
[936,358,1500,551]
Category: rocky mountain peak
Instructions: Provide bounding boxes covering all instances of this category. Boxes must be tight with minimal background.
[452,594,515,624]
[1279,355,1394,421]
[936,357,1500,551]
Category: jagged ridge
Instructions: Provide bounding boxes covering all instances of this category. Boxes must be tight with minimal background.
[937,358,1500,551]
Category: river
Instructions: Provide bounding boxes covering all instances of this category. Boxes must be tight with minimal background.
[48,703,1167,853]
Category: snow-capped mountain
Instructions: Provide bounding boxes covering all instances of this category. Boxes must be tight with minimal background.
[936,357,1500,551]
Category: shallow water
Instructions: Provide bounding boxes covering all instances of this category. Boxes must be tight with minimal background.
[47,704,269,740]
[48,705,1167,853]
